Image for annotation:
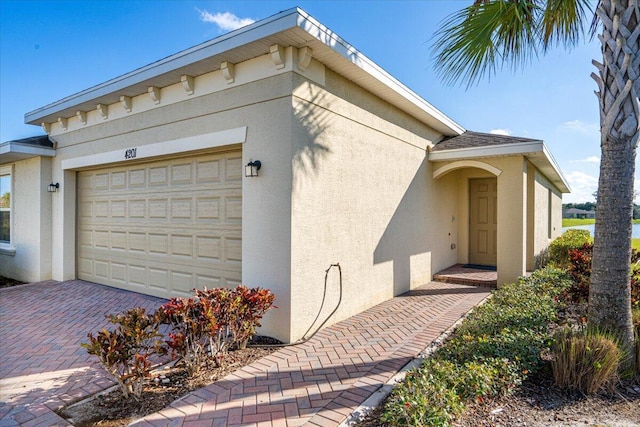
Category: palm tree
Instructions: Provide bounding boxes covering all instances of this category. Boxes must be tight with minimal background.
[432,0,639,359]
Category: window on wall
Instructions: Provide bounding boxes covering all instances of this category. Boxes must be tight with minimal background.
[0,166,11,244]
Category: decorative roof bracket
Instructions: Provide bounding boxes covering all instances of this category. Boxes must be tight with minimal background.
[298,47,313,71]
[270,44,285,70]
[148,86,161,104]
[97,103,108,120]
[76,111,87,125]
[221,61,235,83]
[181,75,194,95]
[120,95,132,112]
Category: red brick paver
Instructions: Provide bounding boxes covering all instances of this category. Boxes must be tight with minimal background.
[132,282,490,427]
[0,280,167,426]
[0,280,490,427]
[433,264,498,287]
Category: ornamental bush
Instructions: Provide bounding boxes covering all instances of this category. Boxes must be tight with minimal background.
[548,229,591,268]
[157,296,213,374]
[82,308,166,400]
[562,242,640,306]
[158,285,276,373]
[382,266,571,426]
[85,285,277,388]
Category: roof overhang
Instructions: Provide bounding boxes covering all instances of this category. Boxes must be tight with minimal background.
[25,7,464,137]
[0,141,56,165]
[429,140,571,193]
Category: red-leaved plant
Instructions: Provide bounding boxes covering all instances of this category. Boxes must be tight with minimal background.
[565,243,640,307]
[82,307,166,399]
[159,285,276,372]
[157,297,214,374]
[233,286,277,348]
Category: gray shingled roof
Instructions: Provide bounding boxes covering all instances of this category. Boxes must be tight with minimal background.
[2,135,53,147]
[432,131,541,151]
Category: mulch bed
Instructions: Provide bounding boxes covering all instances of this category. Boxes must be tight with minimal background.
[0,275,26,289]
[57,336,281,426]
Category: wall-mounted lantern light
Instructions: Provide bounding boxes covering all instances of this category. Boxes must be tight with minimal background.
[47,182,60,193]
[245,160,262,177]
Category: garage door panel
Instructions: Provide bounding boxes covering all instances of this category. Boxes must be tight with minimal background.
[196,159,221,182]
[170,199,193,220]
[225,157,243,181]
[77,150,242,298]
[129,169,146,186]
[196,197,220,220]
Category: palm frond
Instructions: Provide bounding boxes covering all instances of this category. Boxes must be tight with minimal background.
[541,0,593,50]
[432,0,542,87]
[432,0,594,87]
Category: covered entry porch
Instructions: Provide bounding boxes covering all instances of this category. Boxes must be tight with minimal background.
[429,132,570,287]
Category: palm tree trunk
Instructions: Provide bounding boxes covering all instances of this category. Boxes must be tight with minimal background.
[589,0,639,362]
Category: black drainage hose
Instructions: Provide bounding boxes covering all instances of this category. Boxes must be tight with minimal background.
[249,263,342,348]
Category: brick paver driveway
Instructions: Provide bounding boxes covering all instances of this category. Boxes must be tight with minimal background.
[0,280,490,427]
[0,280,167,426]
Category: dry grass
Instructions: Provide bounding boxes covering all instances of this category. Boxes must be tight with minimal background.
[551,328,621,394]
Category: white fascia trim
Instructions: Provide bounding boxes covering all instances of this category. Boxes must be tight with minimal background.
[541,142,571,193]
[25,9,302,124]
[430,140,571,193]
[429,140,545,161]
[61,126,247,170]
[295,10,464,136]
[26,8,463,137]
[0,142,56,157]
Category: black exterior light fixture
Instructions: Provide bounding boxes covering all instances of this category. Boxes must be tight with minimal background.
[47,182,60,193]
[245,160,262,177]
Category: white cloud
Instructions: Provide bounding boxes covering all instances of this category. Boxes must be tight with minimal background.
[563,171,598,203]
[197,9,254,31]
[562,120,599,134]
[570,156,600,164]
[489,128,511,136]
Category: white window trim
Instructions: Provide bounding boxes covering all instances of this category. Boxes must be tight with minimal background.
[0,164,15,255]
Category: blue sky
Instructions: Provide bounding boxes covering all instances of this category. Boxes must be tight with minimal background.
[0,0,626,203]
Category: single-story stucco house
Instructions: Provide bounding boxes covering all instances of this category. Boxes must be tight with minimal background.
[562,207,596,219]
[0,8,569,343]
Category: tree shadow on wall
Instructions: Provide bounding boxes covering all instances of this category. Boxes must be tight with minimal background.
[291,79,332,190]
[373,158,433,296]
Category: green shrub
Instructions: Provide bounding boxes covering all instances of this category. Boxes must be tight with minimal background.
[382,266,571,426]
[82,308,166,399]
[438,268,571,374]
[551,327,621,394]
[381,359,464,427]
[548,229,591,268]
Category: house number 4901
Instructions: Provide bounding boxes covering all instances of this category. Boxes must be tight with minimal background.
[124,148,137,159]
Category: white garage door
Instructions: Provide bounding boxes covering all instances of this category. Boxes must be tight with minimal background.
[77,150,242,298]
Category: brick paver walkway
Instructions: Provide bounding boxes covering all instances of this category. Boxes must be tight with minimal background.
[133,282,490,427]
[0,280,167,426]
[0,280,490,427]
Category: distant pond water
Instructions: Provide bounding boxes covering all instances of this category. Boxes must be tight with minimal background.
[562,223,640,239]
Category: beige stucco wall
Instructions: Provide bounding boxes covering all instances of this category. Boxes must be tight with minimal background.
[48,73,297,342]
[287,71,454,340]
[0,156,52,282]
